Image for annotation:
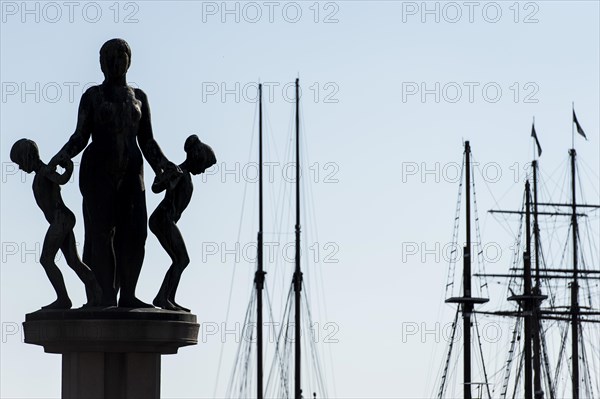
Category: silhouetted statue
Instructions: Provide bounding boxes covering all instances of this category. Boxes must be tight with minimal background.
[49,38,179,307]
[151,135,216,312]
[10,139,102,309]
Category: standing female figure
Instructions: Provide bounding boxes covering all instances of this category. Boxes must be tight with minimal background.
[50,39,178,307]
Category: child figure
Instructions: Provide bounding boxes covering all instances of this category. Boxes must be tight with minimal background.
[10,139,101,309]
[150,134,216,312]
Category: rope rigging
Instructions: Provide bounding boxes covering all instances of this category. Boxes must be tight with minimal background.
[445,151,465,299]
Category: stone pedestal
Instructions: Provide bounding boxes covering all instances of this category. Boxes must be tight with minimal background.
[23,308,199,399]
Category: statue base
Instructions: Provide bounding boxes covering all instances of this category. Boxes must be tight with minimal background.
[23,307,199,399]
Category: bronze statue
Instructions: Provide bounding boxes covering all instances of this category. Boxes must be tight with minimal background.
[151,135,216,311]
[10,139,102,309]
[48,39,180,307]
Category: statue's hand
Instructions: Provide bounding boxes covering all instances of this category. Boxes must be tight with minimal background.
[152,171,169,194]
[48,151,69,169]
[58,159,74,170]
[162,161,183,176]
[152,163,182,194]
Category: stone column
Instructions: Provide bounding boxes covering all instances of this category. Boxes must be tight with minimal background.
[23,308,199,399]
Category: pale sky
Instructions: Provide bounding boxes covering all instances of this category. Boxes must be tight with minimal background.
[1,1,599,398]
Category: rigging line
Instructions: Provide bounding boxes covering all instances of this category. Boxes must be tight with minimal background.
[537,216,557,309]
[578,157,600,201]
[428,300,456,398]
[448,339,463,399]
[271,100,293,228]
[506,194,526,299]
[490,212,522,240]
[239,294,257,398]
[478,163,520,233]
[472,313,492,399]
[263,106,294,367]
[269,98,294,303]
[500,315,522,398]
[299,241,331,396]
[261,291,275,386]
[534,233,555,308]
[555,223,572,306]
[542,157,570,204]
[263,283,278,374]
[307,189,339,398]
[584,328,600,395]
[437,307,460,399]
[539,321,556,399]
[299,101,330,340]
[511,348,525,399]
[471,160,490,299]
[300,292,317,397]
[271,298,291,399]
[579,155,600,181]
[433,153,472,391]
[576,173,600,312]
[583,217,600,276]
[552,322,569,395]
[215,99,259,398]
[226,289,256,398]
[277,139,295,310]
[276,103,295,308]
[265,284,294,396]
[446,151,465,299]
[298,144,335,399]
[264,101,288,267]
[427,299,453,398]
[579,329,595,399]
[577,230,595,310]
[302,288,328,398]
[242,292,257,397]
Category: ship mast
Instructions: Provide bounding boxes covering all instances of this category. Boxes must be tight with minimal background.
[464,141,474,399]
[531,160,545,399]
[445,141,489,399]
[503,179,535,399]
[569,148,579,399]
[255,83,266,399]
[525,181,534,399]
[293,78,303,399]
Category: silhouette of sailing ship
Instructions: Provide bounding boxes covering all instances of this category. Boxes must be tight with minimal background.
[437,109,599,399]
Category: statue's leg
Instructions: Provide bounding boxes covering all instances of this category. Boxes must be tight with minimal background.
[81,182,118,306]
[61,229,102,307]
[150,210,190,311]
[166,225,190,312]
[40,223,72,309]
[115,174,151,308]
[149,209,175,310]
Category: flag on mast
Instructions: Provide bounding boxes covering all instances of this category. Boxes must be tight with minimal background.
[531,122,542,156]
[573,109,587,139]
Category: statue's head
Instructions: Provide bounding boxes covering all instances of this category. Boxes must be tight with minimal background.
[185,135,217,175]
[100,38,131,80]
[10,139,40,173]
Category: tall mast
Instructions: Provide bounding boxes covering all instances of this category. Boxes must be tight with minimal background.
[532,161,541,287]
[569,148,579,399]
[445,141,488,399]
[463,141,473,399]
[524,180,533,399]
[293,78,303,399]
[255,83,265,399]
[531,161,544,399]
